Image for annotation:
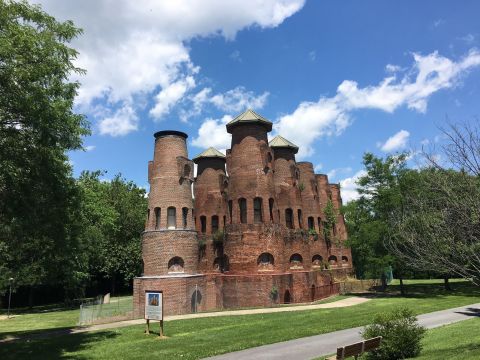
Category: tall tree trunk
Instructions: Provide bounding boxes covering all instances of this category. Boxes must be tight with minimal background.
[444,276,452,291]
[380,273,387,292]
[399,277,405,295]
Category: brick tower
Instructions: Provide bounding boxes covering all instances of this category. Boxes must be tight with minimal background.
[224,109,277,273]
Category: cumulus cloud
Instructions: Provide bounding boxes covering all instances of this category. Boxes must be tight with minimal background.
[379,130,410,152]
[339,170,366,203]
[275,50,480,158]
[84,145,96,152]
[210,87,270,113]
[33,0,305,135]
[327,167,352,181]
[191,115,233,150]
[98,105,139,137]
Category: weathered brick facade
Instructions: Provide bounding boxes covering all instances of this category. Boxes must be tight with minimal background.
[133,110,353,318]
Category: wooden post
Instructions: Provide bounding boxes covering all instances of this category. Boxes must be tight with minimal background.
[159,320,164,337]
[145,319,150,334]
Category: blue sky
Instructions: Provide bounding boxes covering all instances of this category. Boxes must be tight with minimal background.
[35,0,480,201]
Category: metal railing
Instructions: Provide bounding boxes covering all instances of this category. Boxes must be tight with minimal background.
[78,295,133,325]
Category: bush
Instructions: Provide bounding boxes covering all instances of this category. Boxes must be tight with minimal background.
[362,307,426,360]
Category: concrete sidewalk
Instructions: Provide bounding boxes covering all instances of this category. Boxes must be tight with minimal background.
[204,303,480,360]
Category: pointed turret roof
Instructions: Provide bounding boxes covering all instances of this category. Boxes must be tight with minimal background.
[226,109,273,133]
[193,147,226,163]
[269,135,299,154]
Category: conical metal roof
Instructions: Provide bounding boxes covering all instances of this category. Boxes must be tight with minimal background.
[269,135,299,153]
[226,109,272,132]
[193,147,226,162]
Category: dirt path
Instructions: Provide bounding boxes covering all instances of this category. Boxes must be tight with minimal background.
[0,296,370,342]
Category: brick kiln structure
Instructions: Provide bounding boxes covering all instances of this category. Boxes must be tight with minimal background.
[133,110,353,317]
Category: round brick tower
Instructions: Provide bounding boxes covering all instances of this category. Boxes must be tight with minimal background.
[224,109,277,273]
[270,135,302,229]
[143,130,198,276]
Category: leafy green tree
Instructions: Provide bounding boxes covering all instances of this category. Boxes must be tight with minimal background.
[344,153,411,290]
[0,0,88,302]
[77,171,147,295]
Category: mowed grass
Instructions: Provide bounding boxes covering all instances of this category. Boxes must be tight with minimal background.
[0,279,478,360]
[416,317,480,359]
[0,296,132,340]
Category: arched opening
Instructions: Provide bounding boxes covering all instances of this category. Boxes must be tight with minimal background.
[154,207,161,230]
[312,254,323,268]
[147,209,150,224]
[284,290,291,304]
[328,255,338,265]
[238,198,247,224]
[253,197,263,223]
[211,215,219,233]
[182,207,188,228]
[342,256,349,264]
[297,209,303,229]
[200,216,206,233]
[213,254,229,273]
[289,253,303,269]
[191,289,202,313]
[311,284,316,302]
[257,252,274,271]
[308,216,315,230]
[167,207,176,229]
[317,217,322,233]
[168,256,184,273]
[285,208,293,229]
[268,198,274,221]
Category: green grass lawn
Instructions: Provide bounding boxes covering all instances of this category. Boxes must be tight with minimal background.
[415,317,480,359]
[0,279,478,359]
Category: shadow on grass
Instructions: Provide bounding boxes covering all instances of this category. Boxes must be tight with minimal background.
[455,307,480,317]
[0,326,85,341]
[0,330,119,360]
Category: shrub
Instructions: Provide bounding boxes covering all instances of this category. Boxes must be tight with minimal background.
[362,307,426,360]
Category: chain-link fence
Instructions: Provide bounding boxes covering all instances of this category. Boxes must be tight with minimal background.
[78,295,133,325]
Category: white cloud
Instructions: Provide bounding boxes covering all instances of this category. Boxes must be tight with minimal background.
[459,33,475,44]
[191,115,233,150]
[314,163,323,172]
[84,145,96,151]
[379,130,410,152]
[150,76,195,120]
[33,0,304,134]
[339,170,366,203]
[385,64,402,73]
[210,87,270,113]
[275,50,480,158]
[98,104,138,137]
[309,50,316,61]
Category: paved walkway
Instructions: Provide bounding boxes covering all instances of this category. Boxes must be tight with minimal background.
[204,303,480,360]
[0,296,370,342]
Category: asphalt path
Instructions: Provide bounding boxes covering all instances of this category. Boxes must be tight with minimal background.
[204,303,480,360]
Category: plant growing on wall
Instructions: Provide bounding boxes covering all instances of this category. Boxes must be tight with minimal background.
[323,200,338,247]
[298,182,305,192]
[212,229,224,246]
[270,285,279,302]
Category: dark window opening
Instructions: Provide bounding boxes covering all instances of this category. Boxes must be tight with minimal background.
[285,208,293,229]
[211,215,219,233]
[168,256,184,273]
[200,216,206,233]
[298,209,303,229]
[154,207,161,230]
[239,198,247,224]
[308,216,315,230]
[253,197,263,223]
[182,207,188,228]
[228,200,233,224]
[223,215,226,228]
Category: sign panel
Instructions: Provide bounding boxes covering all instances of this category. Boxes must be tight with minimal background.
[145,291,163,321]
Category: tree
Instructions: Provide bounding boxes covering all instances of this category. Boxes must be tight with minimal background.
[344,153,411,291]
[0,0,88,301]
[77,171,147,295]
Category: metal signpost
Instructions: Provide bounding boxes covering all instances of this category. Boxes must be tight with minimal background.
[144,290,164,338]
